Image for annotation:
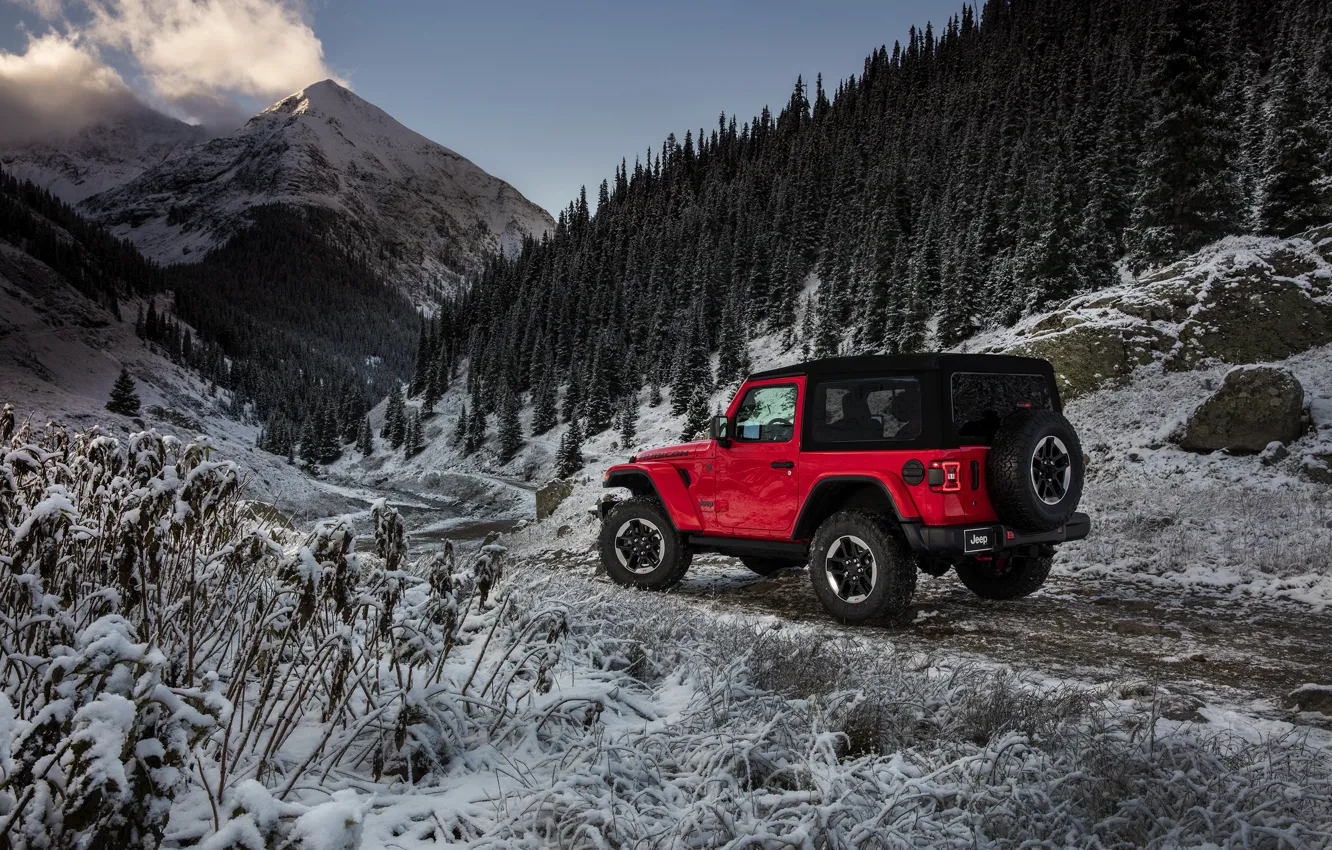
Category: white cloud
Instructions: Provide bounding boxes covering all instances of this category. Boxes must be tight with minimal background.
[0,31,140,144]
[84,0,344,106]
[0,0,344,141]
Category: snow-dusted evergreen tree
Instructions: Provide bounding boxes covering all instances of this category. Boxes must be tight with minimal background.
[453,403,469,447]
[382,385,406,446]
[466,383,487,454]
[106,367,141,416]
[531,374,557,436]
[498,386,523,462]
[1126,0,1242,267]
[681,386,712,441]
[300,415,321,466]
[555,419,585,478]
[1258,46,1330,236]
[648,382,663,408]
[357,415,374,455]
[422,365,441,416]
[404,409,424,456]
[583,361,613,435]
[618,397,638,449]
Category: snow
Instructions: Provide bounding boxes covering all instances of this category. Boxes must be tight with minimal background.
[0,105,208,204]
[76,80,554,302]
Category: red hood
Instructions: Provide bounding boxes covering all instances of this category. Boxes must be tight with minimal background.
[633,440,713,461]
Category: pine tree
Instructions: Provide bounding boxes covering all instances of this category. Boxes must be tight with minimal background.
[1126,0,1242,266]
[453,404,469,448]
[555,419,584,478]
[421,362,441,416]
[618,396,638,449]
[382,385,405,441]
[357,416,374,456]
[299,415,321,466]
[466,384,486,454]
[1258,48,1330,236]
[531,375,557,436]
[583,362,613,434]
[498,386,522,462]
[404,409,423,456]
[681,386,711,442]
[106,367,140,416]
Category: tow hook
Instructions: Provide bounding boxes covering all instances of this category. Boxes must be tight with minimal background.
[590,494,620,521]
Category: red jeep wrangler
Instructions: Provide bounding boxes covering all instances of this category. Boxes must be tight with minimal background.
[598,354,1090,624]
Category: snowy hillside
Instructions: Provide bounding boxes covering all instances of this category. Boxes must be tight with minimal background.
[79,80,554,299]
[0,105,207,204]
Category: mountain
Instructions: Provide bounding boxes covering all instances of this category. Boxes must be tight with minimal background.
[79,80,554,300]
[0,105,208,205]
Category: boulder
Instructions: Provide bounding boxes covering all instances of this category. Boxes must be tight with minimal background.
[1167,273,1332,370]
[1175,366,1305,453]
[535,478,574,521]
[1009,324,1169,400]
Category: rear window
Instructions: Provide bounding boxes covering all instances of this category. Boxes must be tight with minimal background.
[812,377,921,443]
[951,372,1052,443]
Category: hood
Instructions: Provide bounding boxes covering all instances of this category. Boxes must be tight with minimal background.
[632,440,713,462]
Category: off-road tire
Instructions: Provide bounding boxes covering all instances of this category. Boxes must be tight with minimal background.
[740,556,797,577]
[955,552,1053,600]
[599,496,692,591]
[808,511,916,625]
[987,409,1083,532]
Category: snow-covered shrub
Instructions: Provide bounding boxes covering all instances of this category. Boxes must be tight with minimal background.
[0,411,597,847]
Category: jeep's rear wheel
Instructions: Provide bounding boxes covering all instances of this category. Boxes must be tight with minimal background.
[740,556,797,577]
[987,409,1084,532]
[955,551,1053,600]
[599,497,692,591]
[809,511,916,625]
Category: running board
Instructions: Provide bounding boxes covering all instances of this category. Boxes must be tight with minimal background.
[687,535,809,560]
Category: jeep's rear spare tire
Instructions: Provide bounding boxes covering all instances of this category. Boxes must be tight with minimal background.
[987,409,1083,532]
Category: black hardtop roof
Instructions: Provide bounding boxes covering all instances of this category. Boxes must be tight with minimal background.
[747,352,1054,382]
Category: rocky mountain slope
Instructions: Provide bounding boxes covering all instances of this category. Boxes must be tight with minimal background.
[78,80,554,300]
[0,105,208,204]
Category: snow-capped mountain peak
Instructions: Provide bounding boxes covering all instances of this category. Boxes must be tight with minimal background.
[75,79,553,299]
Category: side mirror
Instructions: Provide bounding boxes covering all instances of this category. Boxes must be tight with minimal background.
[709,414,732,448]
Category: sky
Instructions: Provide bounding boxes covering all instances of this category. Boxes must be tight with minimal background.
[0,0,963,215]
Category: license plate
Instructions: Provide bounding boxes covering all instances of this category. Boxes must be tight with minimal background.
[963,527,995,553]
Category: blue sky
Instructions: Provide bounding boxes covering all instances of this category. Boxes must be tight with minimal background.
[1,0,963,215]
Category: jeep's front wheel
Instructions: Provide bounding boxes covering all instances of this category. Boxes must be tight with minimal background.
[808,511,916,625]
[954,551,1053,600]
[599,496,692,591]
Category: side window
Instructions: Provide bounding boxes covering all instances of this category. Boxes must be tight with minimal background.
[733,385,798,443]
[811,378,921,443]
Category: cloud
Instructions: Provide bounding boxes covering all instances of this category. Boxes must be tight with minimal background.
[84,0,343,111]
[0,31,142,145]
[0,0,343,141]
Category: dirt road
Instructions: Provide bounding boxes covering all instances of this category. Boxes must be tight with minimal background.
[522,548,1332,724]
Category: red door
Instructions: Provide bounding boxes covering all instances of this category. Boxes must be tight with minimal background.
[714,380,801,531]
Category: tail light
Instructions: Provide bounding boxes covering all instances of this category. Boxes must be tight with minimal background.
[928,460,962,493]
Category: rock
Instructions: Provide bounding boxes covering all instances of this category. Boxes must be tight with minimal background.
[1168,275,1332,370]
[1175,366,1305,453]
[536,478,575,521]
[1008,324,1169,400]
[1302,454,1332,485]
[1284,683,1332,714]
[555,524,573,538]
[1259,441,1289,466]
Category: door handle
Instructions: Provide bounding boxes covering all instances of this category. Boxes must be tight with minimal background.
[770,460,794,469]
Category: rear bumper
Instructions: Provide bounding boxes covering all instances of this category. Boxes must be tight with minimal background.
[901,512,1090,557]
